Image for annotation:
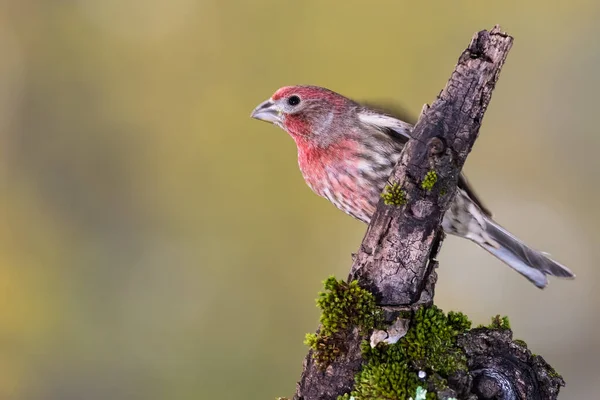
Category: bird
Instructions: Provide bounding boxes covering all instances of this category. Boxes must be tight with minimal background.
[250,85,574,288]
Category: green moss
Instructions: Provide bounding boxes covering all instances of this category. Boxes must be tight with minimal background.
[421,170,438,191]
[488,315,511,330]
[447,311,472,332]
[513,339,528,348]
[317,277,382,335]
[339,306,471,400]
[403,307,471,376]
[305,277,383,367]
[547,364,562,379]
[381,182,407,206]
[304,279,524,399]
[531,353,562,380]
[303,332,344,366]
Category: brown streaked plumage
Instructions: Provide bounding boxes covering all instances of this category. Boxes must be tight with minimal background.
[251,85,575,288]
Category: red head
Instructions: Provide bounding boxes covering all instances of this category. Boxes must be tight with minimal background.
[250,85,358,147]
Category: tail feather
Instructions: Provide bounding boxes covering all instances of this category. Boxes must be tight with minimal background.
[480,217,575,288]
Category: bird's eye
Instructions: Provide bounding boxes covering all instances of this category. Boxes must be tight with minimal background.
[287,95,301,106]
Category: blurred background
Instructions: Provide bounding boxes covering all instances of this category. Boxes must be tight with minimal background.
[1,1,598,399]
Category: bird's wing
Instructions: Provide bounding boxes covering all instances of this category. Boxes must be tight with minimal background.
[457,173,493,217]
[358,103,493,217]
[361,101,417,128]
[357,107,413,144]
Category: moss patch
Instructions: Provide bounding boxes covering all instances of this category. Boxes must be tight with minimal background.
[547,363,562,379]
[485,315,511,330]
[302,280,531,399]
[304,277,383,367]
[421,170,438,191]
[338,306,471,400]
[513,339,528,348]
[381,182,407,206]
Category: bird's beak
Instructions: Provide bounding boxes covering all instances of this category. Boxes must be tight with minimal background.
[250,99,282,125]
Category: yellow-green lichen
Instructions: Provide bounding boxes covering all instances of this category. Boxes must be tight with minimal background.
[415,386,428,400]
[381,182,407,206]
[338,306,472,400]
[304,277,383,367]
[421,170,438,191]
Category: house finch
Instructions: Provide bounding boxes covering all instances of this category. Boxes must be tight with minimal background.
[251,85,574,288]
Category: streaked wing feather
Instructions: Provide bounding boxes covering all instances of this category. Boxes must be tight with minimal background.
[458,173,493,217]
[361,101,416,125]
[360,101,493,217]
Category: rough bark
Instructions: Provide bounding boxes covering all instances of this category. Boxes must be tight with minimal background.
[459,329,565,400]
[295,328,366,400]
[294,26,564,400]
[348,26,512,307]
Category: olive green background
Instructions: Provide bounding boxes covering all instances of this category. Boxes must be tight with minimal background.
[1,1,598,399]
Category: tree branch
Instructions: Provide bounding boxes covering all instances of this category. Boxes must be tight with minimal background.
[348,26,512,307]
[293,26,564,400]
